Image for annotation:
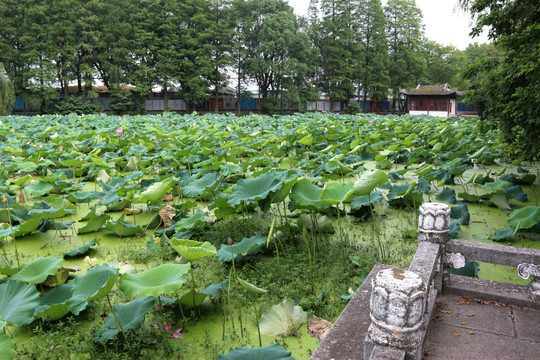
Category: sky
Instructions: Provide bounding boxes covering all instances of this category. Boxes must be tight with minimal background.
[288,0,490,50]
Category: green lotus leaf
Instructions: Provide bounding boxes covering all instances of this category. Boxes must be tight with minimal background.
[77,213,110,234]
[350,191,383,209]
[320,182,354,205]
[10,256,64,284]
[215,235,267,263]
[450,260,479,278]
[93,296,155,343]
[482,179,509,191]
[0,264,18,276]
[490,193,511,210]
[468,146,486,160]
[171,239,217,261]
[71,264,118,305]
[237,277,267,294]
[34,283,73,321]
[299,134,313,146]
[201,281,228,297]
[435,187,457,204]
[25,182,54,197]
[269,174,298,204]
[178,289,207,308]
[508,206,540,230]
[8,174,32,186]
[414,164,433,176]
[227,172,283,207]
[96,169,111,184]
[353,169,388,196]
[289,178,331,211]
[449,219,460,239]
[0,321,16,360]
[136,177,174,203]
[182,172,222,198]
[504,185,528,203]
[64,239,97,257]
[259,298,308,337]
[218,343,294,360]
[104,213,143,236]
[450,203,470,225]
[119,263,191,298]
[493,228,515,242]
[387,182,415,200]
[18,161,38,173]
[0,217,41,238]
[67,191,100,203]
[28,207,74,219]
[174,211,207,232]
[0,280,40,326]
[457,192,484,203]
[297,213,334,233]
[326,159,353,175]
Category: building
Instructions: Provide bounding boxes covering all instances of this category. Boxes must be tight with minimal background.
[405,84,462,117]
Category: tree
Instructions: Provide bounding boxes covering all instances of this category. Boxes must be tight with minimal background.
[385,0,425,111]
[0,63,15,115]
[459,0,540,159]
[356,0,389,111]
[422,41,467,88]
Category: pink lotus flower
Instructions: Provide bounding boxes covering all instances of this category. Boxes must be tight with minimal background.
[171,327,183,338]
[116,128,123,134]
[214,116,218,119]
[369,120,373,124]
[227,236,233,245]
[101,113,106,117]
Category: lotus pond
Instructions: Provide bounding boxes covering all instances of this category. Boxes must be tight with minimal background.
[0,113,539,359]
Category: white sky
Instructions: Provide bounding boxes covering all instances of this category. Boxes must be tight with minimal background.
[288,0,490,50]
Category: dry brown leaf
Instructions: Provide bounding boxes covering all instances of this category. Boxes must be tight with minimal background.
[159,204,176,228]
[307,315,333,341]
[467,313,475,317]
[441,310,452,314]
[467,331,475,335]
[452,331,460,337]
[508,314,515,320]
[18,191,26,204]
[84,256,97,266]
[461,321,468,325]
[436,302,446,308]
[423,351,435,356]
[432,314,441,320]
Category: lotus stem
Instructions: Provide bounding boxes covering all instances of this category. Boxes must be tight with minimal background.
[302,226,313,293]
[368,193,384,261]
[253,300,262,347]
[107,294,128,343]
[226,268,236,334]
[3,199,19,267]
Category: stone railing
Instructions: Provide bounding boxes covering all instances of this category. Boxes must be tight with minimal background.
[363,202,540,360]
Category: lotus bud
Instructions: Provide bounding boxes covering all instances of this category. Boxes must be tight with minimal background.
[1,197,7,204]
[227,236,233,245]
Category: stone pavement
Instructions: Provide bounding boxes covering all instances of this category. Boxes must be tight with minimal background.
[423,294,540,360]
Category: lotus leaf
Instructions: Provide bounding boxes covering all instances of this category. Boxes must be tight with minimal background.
[34,283,73,320]
[449,220,460,239]
[104,213,143,236]
[227,172,283,207]
[319,183,354,205]
[237,277,267,294]
[504,185,527,203]
[218,343,294,360]
[182,172,222,198]
[171,239,217,261]
[201,281,228,297]
[0,265,18,276]
[482,180,509,191]
[508,206,540,229]
[93,296,155,343]
[136,177,174,203]
[289,178,331,211]
[299,134,313,146]
[71,264,118,307]
[174,211,207,232]
[450,203,470,226]
[119,263,190,298]
[259,298,308,337]
[490,194,511,210]
[350,191,383,209]
[64,239,97,257]
[178,289,207,308]
[10,256,64,284]
[493,228,515,241]
[0,280,40,326]
[450,261,479,278]
[297,214,334,233]
[353,169,388,196]
[435,187,457,204]
[25,182,54,197]
[215,235,267,262]
[0,321,15,360]
[77,213,110,234]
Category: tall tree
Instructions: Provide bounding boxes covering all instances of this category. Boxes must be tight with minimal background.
[315,0,359,111]
[458,0,540,159]
[385,0,425,111]
[356,0,389,111]
[0,63,15,115]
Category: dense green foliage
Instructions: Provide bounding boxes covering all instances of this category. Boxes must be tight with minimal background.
[0,63,14,115]
[0,0,496,115]
[459,0,540,159]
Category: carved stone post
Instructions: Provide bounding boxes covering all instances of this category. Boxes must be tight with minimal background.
[364,268,426,360]
[517,263,540,301]
[418,202,451,244]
